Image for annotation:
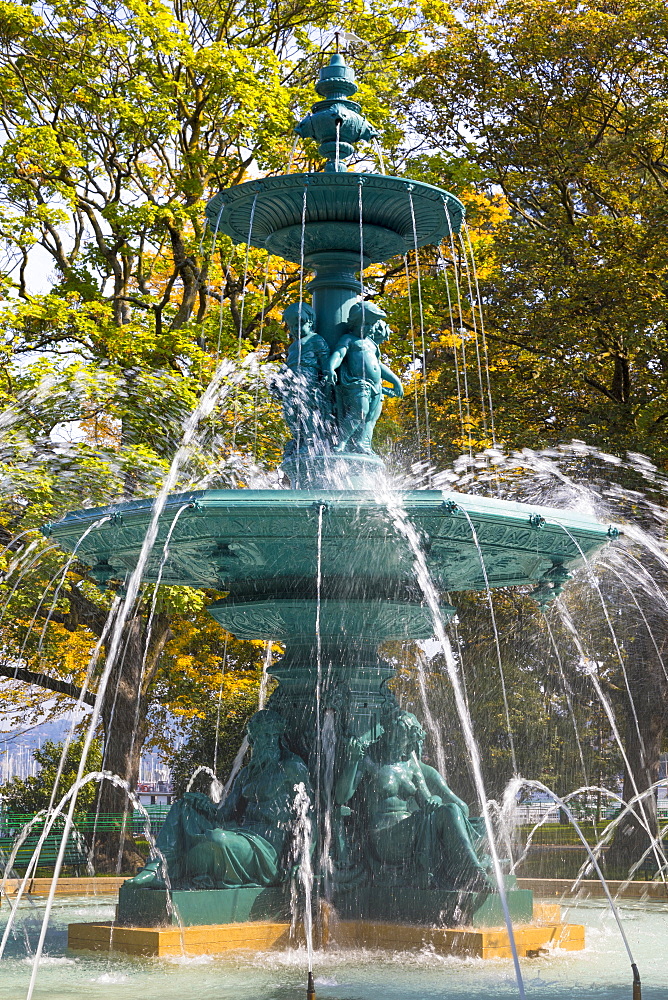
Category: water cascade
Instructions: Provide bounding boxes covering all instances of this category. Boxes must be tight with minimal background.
[36,52,619,989]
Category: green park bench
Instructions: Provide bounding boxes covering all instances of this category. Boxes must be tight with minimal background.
[0,817,89,877]
[0,832,88,876]
[0,809,169,877]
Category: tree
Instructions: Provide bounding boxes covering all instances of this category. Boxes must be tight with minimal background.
[403,0,668,468]
[376,0,668,864]
[0,737,102,813]
[167,678,264,797]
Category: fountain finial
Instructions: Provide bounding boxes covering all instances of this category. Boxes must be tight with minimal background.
[295,52,379,172]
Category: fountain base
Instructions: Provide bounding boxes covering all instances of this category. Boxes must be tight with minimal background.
[116,881,532,929]
[116,882,288,927]
[68,910,584,959]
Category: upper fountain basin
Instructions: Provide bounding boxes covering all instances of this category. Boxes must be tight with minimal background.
[43,489,615,598]
[205,173,465,264]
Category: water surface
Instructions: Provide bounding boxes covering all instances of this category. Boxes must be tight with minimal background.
[1,895,667,999]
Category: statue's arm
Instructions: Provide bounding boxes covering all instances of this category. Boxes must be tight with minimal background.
[379,361,404,397]
[334,739,370,805]
[420,762,469,815]
[328,338,350,380]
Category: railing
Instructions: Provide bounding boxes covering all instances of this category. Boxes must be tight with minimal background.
[0,808,170,840]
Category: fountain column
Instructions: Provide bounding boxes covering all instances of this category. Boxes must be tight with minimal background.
[307,250,363,351]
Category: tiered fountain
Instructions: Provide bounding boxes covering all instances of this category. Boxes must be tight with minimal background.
[47,53,614,961]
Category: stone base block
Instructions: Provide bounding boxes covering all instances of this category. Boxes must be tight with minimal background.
[117,881,288,927]
[326,919,584,958]
[68,920,292,957]
[334,885,534,927]
[68,915,584,959]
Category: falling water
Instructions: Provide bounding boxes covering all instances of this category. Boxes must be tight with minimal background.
[0,770,173,960]
[258,640,273,709]
[443,201,473,457]
[292,782,314,972]
[221,737,249,801]
[556,524,647,752]
[512,777,642,991]
[414,645,448,778]
[357,179,365,321]
[185,765,224,803]
[0,544,59,632]
[32,516,112,659]
[555,600,666,880]
[542,614,592,788]
[462,221,497,447]
[319,708,336,901]
[252,255,272,462]
[372,137,386,174]
[232,192,259,446]
[458,231,488,437]
[23,359,238,999]
[293,184,309,465]
[438,248,466,448]
[407,190,431,467]
[287,135,299,174]
[0,529,38,571]
[600,558,668,684]
[334,119,341,172]
[377,488,526,999]
[554,523,664,880]
[314,503,324,898]
[109,503,193,872]
[403,254,422,452]
[213,635,230,773]
[457,505,518,772]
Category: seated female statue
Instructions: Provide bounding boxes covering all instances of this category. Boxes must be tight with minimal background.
[335,707,493,891]
[129,709,311,889]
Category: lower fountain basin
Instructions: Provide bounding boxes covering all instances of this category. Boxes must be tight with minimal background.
[43,489,616,607]
[2,894,666,1000]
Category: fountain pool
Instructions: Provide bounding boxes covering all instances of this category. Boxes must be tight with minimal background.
[1,895,667,999]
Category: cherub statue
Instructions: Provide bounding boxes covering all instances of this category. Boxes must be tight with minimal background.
[281,302,333,454]
[328,301,404,455]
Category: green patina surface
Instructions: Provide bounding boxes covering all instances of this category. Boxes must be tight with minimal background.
[44,488,613,601]
[46,52,617,931]
[117,882,289,928]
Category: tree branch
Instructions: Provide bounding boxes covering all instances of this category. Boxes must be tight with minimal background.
[0,663,95,707]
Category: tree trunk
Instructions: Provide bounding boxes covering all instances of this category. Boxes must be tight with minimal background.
[95,616,150,873]
[608,625,667,873]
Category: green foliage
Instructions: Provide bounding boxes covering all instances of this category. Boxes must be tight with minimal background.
[398,0,668,467]
[167,681,262,796]
[0,737,102,813]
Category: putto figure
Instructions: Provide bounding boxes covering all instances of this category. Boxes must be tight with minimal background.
[328,301,404,455]
[281,301,333,454]
[129,710,311,889]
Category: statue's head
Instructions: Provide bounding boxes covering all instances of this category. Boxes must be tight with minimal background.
[347,300,387,337]
[378,707,425,761]
[368,318,391,346]
[282,302,316,339]
[246,709,287,761]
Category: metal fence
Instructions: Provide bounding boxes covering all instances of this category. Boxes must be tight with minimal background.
[0,807,170,841]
